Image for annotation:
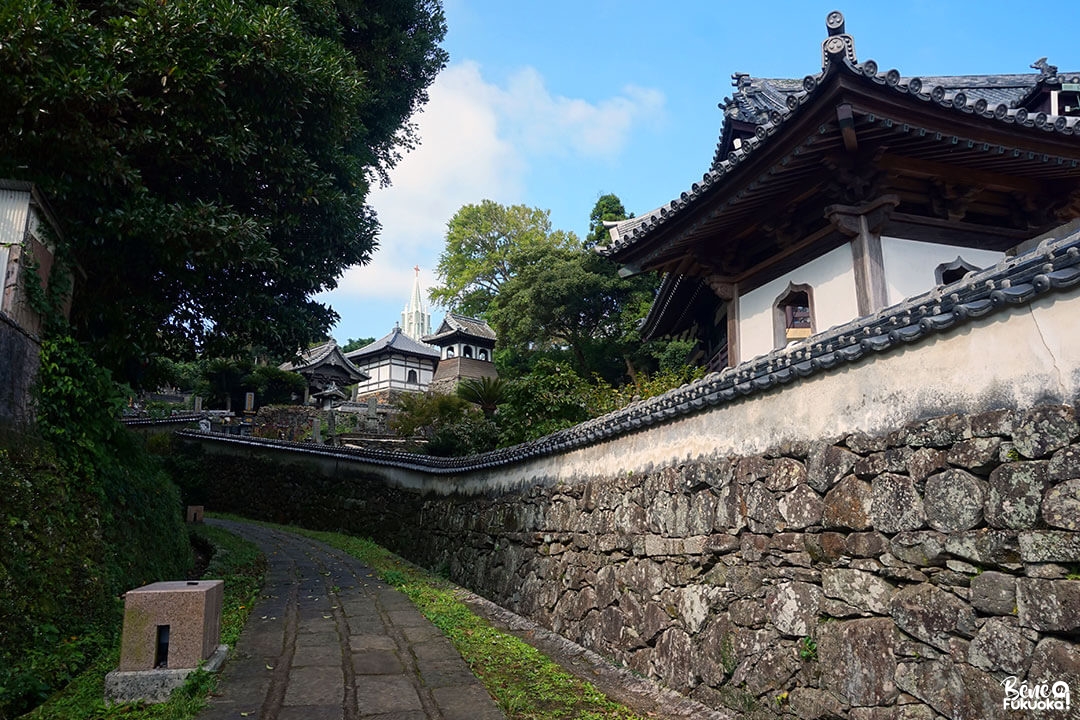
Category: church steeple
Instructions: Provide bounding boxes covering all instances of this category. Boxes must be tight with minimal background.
[400,265,431,340]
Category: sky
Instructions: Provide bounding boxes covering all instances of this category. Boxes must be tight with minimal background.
[320,0,1079,346]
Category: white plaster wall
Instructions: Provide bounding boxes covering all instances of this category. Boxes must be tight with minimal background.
[320,289,1080,495]
[881,237,1004,305]
[738,245,858,361]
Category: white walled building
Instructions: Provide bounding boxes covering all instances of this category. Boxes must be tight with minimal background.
[601,17,1080,369]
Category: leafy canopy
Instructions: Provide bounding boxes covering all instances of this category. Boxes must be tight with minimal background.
[586,193,630,249]
[430,200,577,317]
[0,0,447,382]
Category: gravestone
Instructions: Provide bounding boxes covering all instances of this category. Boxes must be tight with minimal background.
[198,418,211,433]
[186,506,204,524]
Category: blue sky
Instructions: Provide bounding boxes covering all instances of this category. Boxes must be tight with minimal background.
[321,0,1078,346]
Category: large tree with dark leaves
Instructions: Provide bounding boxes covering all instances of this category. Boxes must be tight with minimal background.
[0,0,446,381]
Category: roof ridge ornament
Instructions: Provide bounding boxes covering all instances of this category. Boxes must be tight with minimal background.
[1031,57,1058,80]
[822,10,856,71]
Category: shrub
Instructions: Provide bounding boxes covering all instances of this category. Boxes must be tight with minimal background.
[0,337,190,718]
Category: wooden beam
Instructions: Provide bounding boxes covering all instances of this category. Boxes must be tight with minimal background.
[850,231,888,315]
[732,223,836,287]
[877,153,1043,194]
[837,103,858,153]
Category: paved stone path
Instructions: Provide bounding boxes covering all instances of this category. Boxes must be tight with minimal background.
[198,519,505,720]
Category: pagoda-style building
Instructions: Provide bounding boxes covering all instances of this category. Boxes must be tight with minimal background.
[599,12,1080,370]
[424,313,498,393]
[279,339,368,404]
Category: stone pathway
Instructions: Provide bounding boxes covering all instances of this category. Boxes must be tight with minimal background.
[197,519,505,720]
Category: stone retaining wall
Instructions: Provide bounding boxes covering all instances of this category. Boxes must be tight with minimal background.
[189,402,1080,719]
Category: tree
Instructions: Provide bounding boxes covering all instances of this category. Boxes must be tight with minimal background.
[455,376,505,418]
[430,200,577,316]
[342,337,376,353]
[488,248,652,382]
[389,392,498,456]
[482,195,659,383]
[586,193,631,249]
[495,359,599,446]
[0,0,447,382]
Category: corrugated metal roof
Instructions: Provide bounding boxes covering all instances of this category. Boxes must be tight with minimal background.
[0,188,30,248]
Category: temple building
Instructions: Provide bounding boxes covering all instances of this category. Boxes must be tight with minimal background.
[424,313,498,394]
[599,12,1080,370]
[279,339,368,404]
[345,325,441,402]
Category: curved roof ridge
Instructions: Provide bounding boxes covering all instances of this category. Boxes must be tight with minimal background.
[346,325,440,360]
[600,52,1080,261]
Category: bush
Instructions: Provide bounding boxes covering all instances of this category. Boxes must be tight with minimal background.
[0,337,191,718]
[390,392,498,456]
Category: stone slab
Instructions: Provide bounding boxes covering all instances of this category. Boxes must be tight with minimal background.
[106,644,227,704]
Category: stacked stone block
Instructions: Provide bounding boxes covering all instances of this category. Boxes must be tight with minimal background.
[407,405,1080,719]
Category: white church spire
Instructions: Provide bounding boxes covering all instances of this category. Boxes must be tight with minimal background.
[401,265,431,340]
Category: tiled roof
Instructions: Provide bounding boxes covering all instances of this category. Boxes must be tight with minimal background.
[182,224,1080,473]
[721,72,1051,130]
[280,340,337,372]
[600,58,1080,262]
[279,339,369,382]
[345,326,440,360]
[424,313,496,343]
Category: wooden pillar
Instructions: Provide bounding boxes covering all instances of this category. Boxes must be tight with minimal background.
[706,276,739,368]
[826,194,898,316]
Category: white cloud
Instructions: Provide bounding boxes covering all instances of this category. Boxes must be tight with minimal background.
[498,69,665,158]
[325,60,665,307]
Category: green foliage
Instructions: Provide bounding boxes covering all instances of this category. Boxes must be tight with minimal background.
[585,193,631,249]
[489,247,658,383]
[244,364,308,405]
[1,336,191,718]
[35,336,127,471]
[0,0,448,381]
[494,360,703,447]
[432,197,693,387]
[24,523,265,720]
[143,357,204,393]
[195,358,305,409]
[341,336,376,353]
[798,636,818,661]
[455,377,505,417]
[0,442,117,716]
[390,392,498,456]
[495,360,598,446]
[430,200,578,317]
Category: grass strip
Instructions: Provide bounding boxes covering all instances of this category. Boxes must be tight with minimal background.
[265,521,647,720]
[21,524,265,720]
